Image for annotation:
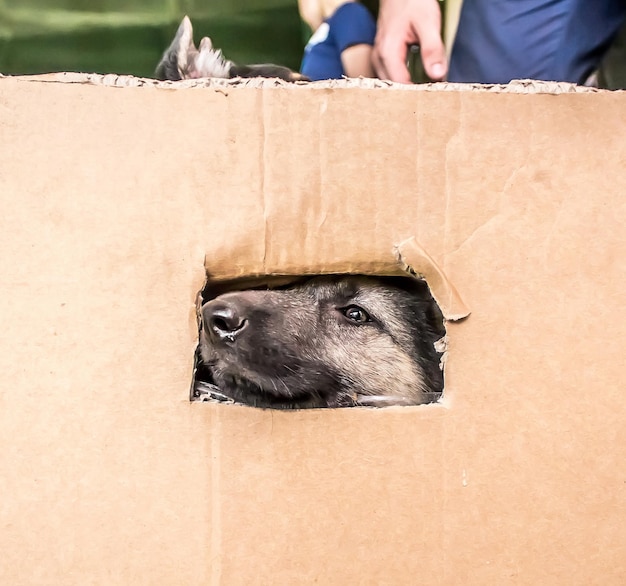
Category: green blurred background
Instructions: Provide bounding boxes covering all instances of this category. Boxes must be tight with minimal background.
[0,0,623,86]
[0,0,306,76]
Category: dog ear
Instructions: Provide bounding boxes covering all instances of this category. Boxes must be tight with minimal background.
[192,37,233,78]
[198,36,214,51]
[155,15,197,81]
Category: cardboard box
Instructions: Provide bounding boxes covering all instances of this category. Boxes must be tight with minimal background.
[0,73,624,584]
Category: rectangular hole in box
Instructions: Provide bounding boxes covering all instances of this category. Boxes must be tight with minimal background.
[191,273,447,409]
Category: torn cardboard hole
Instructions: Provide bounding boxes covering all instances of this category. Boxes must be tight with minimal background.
[191,262,467,409]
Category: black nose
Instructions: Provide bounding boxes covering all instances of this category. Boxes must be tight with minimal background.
[203,300,248,342]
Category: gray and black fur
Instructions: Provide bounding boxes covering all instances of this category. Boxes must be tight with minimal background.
[194,275,445,409]
[156,16,309,82]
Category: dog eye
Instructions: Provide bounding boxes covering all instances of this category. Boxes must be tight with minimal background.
[341,305,371,324]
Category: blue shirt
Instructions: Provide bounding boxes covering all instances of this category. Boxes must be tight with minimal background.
[301,2,376,81]
[449,0,626,84]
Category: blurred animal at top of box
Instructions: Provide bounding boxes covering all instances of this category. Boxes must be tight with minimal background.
[194,275,445,409]
[156,16,309,82]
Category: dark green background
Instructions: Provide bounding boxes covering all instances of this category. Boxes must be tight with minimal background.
[0,0,307,77]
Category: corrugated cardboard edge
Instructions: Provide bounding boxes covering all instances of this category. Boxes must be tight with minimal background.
[2,71,620,94]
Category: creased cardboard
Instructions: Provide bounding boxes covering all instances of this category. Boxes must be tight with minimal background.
[0,74,624,585]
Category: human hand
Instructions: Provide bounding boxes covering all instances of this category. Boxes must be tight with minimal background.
[372,0,447,83]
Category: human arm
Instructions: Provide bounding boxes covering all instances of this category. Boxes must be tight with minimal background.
[329,2,377,78]
[341,43,375,77]
[298,0,324,33]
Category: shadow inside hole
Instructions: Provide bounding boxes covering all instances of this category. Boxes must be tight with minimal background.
[191,274,446,409]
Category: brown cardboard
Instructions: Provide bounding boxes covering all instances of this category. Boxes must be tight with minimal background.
[0,74,624,585]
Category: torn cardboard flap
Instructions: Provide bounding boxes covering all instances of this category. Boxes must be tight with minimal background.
[395,237,470,320]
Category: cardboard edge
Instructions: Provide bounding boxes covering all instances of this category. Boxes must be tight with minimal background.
[2,72,618,94]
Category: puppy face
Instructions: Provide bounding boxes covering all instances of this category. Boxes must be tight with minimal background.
[196,275,444,409]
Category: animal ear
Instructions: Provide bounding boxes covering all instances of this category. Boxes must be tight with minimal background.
[192,37,233,79]
[155,15,198,80]
[198,36,214,51]
[174,16,199,77]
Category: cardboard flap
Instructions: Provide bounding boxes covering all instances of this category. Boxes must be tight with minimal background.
[395,237,470,320]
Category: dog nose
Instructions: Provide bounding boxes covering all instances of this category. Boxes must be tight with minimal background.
[203,300,247,342]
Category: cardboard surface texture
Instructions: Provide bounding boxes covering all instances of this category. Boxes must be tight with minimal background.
[0,74,624,584]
